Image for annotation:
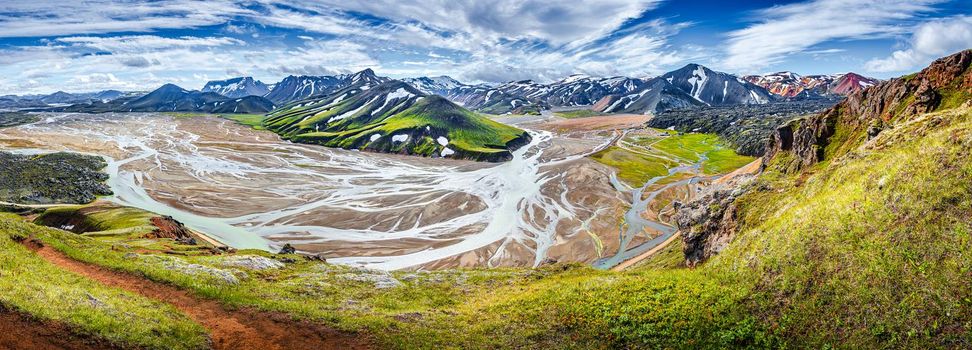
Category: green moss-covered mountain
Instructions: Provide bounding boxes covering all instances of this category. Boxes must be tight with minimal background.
[264,80,531,162]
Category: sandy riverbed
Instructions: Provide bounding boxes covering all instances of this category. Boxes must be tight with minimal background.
[0,113,630,269]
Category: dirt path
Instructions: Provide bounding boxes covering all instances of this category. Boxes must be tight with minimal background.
[610,232,681,271]
[0,307,125,350]
[27,242,372,350]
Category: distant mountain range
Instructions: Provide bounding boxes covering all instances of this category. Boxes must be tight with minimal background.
[6,65,878,116]
[592,64,777,114]
[743,72,878,99]
[264,69,387,105]
[432,64,808,115]
[1,90,136,109]
[54,84,275,114]
[442,75,649,115]
[592,77,704,114]
[445,83,549,115]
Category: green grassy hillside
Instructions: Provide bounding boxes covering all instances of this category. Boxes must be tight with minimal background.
[264,81,531,162]
[591,129,754,187]
[0,213,208,349]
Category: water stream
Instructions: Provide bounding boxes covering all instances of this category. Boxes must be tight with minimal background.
[592,154,708,269]
[1,113,612,270]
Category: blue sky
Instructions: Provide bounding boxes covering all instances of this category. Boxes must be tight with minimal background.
[0,0,970,94]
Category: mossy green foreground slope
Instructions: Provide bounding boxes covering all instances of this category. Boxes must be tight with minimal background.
[263,80,531,162]
[1,51,971,349]
[0,213,209,350]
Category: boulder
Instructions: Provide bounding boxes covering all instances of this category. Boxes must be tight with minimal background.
[279,243,296,255]
[220,255,284,270]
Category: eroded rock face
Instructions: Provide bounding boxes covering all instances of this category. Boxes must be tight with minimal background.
[149,216,192,241]
[592,94,618,112]
[674,175,754,266]
[763,49,972,173]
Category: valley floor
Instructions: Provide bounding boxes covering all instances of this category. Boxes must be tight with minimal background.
[4,105,965,348]
[0,112,742,270]
[0,110,761,348]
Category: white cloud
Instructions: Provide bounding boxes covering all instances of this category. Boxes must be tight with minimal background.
[865,16,972,72]
[0,0,694,90]
[252,40,379,76]
[276,1,660,46]
[56,35,244,52]
[0,33,381,94]
[0,1,252,37]
[723,0,942,72]
[244,0,683,82]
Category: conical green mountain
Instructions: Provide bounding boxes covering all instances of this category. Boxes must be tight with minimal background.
[263,80,531,162]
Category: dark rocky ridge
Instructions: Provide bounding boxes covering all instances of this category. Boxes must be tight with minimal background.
[0,112,40,128]
[0,152,112,204]
[647,99,837,156]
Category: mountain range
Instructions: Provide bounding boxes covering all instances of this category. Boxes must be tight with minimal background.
[592,64,777,114]
[743,71,878,99]
[1,90,135,109]
[264,69,388,105]
[442,75,649,115]
[173,65,873,116]
[8,65,877,117]
[56,84,276,114]
[592,77,705,114]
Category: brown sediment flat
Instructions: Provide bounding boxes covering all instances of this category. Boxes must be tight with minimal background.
[26,241,372,350]
[530,114,651,133]
[420,158,629,268]
[1,114,630,269]
[0,307,123,350]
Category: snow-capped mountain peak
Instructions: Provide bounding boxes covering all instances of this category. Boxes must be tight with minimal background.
[202,77,270,98]
[662,64,772,106]
[403,76,464,95]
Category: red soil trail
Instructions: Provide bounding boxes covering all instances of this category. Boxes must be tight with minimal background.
[26,241,373,350]
[0,308,124,350]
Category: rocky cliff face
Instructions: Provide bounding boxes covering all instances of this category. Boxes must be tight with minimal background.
[764,49,972,173]
[674,175,755,266]
[149,216,193,241]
